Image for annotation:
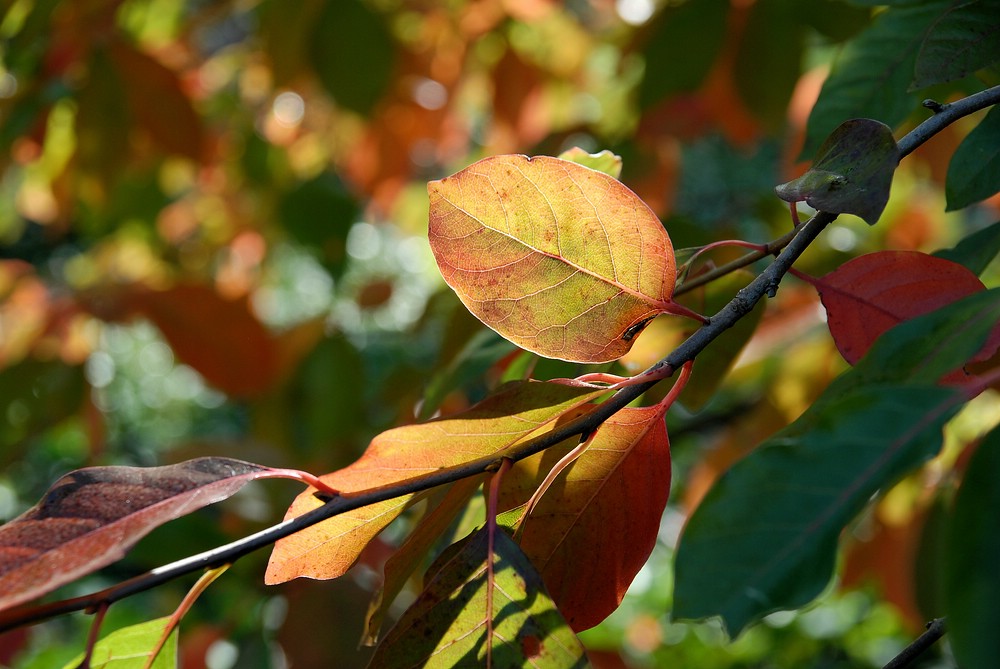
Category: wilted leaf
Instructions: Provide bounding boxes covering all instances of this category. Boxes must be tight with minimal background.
[912,0,1000,89]
[510,405,671,632]
[557,148,622,179]
[428,155,680,363]
[946,425,1000,669]
[63,617,177,669]
[776,119,899,225]
[266,381,602,583]
[933,219,1000,275]
[945,106,1000,211]
[369,527,589,668]
[0,458,287,611]
[804,251,999,365]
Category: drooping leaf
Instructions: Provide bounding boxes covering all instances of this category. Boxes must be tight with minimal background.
[804,251,999,365]
[673,383,962,636]
[912,0,1000,88]
[309,0,395,114]
[556,148,623,179]
[121,283,280,399]
[933,219,1000,275]
[265,381,602,583]
[369,527,589,668]
[0,458,285,612]
[507,405,671,632]
[638,0,730,108]
[946,425,1000,669]
[62,617,177,669]
[109,38,205,162]
[802,0,952,158]
[364,477,483,645]
[775,119,899,225]
[428,155,679,363]
[945,106,1000,211]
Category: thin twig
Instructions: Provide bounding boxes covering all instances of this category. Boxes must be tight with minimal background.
[882,618,947,669]
[2,84,999,634]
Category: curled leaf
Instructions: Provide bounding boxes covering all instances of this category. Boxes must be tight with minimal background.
[428,155,679,363]
[776,119,899,225]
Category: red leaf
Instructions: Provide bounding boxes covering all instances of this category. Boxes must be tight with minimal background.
[0,457,289,611]
[125,284,280,399]
[503,404,671,631]
[809,251,1000,365]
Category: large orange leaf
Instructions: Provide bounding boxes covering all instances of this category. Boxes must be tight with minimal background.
[502,404,671,631]
[0,458,301,612]
[428,155,681,363]
[805,251,1000,365]
[265,381,602,584]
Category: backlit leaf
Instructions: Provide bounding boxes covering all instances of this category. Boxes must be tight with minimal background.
[557,148,622,179]
[945,106,1000,211]
[508,405,671,632]
[369,527,589,668]
[0,458,284,611]
[265,381,602,583]
[946,425,1000,669]
[673,383,963,636]
[62,617,177,669]
[776,119,899,225]
[805,251,999,365]
[912,0,1000,88]
[428,155,679,363]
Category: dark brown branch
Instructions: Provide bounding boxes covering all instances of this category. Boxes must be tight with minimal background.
[882,618,947,669]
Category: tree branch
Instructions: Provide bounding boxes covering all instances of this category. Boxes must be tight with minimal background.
[3,84,999,634]
[882,618,947,669]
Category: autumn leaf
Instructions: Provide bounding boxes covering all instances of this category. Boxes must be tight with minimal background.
[265,381,602,584]
[776,119,899,225]
[798,251,1000,365]
[368,527,589,668]
[428,155,686,363]
[502,404,671,632]
[0,458,299,612]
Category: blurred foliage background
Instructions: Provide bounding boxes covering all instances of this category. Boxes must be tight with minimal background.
[0,0,997,666]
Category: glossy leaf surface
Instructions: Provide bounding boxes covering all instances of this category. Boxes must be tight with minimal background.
[428,155,677,363]
[62,617,177,669]
[776,119,898,224]
[369,527,589,668]
[0,458,275,611]
[266,382,601,583]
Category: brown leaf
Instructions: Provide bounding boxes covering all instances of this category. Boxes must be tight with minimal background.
[0,458,289,611]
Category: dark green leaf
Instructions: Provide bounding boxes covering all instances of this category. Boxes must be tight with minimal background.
[802,0,951,158]
[370,527,589,668]
[912,0,1000,88]
[0,359,85,451]
[673,384,961,636]
[945,425,1000,668]
[933,220,1000,274]
[309,0,395,115]
[638,0,729,108]
[945,106,1000,210]
[794,0,872,43]
[735,0,805,129]
[279,171,359,276]
[776,119,899,224]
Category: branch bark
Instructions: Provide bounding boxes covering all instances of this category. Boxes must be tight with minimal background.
[2,83,999,634]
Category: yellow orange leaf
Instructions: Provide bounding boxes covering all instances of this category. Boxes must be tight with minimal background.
[428,155,680,363]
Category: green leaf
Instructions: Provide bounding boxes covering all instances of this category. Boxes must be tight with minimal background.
[793,0,872,43]
[369,527,590,668]
[776,119,899,224]
[556,148,623,179]
[309,0,395,114]
[802,0,951,158]
[63,618,177,669]
[279,171,359,277]
[638,0,729,108]
[946,425,1000,668]
[945,106,1000,210]
[933,220,1000,275]
[673,384,962,636]
[912,0,1000,88]
[0,358,85,450]
[419,329,517,420]
[735,0,805,129]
